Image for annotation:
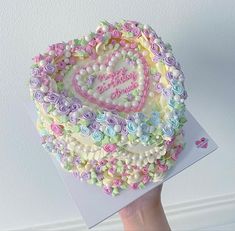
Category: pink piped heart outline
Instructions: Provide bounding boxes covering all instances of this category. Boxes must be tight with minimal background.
[72,49,150,113]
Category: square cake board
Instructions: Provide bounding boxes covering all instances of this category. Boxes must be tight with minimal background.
[48,110,218,229]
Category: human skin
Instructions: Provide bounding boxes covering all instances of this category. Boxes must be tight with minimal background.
[119,184,171,231]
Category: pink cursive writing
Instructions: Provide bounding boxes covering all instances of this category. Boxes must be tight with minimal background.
[111,81,138,99]
[96,67,138,99]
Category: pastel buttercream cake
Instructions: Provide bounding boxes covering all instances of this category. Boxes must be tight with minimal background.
[29,20,187,196]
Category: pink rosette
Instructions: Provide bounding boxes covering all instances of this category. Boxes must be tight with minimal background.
[131,182,138,189]
[157,164,168,173]
[85,45,93,54]
[141,166,148,175]
[111,29,121,38]
[89,39,97,47]
[103,185,112,195]
[103,143,117,153]
[113,179,122,187]
[132,27,141,37]
[51,123,64,136]
[142,175,150,184]
[123,22,132,32]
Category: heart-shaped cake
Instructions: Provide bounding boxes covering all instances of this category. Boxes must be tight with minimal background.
[29,20,187,196]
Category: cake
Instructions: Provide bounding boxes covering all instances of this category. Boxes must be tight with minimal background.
[29,20,187,196]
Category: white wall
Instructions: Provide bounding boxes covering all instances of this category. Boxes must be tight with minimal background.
[1,0,235,230]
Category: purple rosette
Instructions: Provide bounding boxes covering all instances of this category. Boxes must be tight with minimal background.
[87,75,95,86]
[164,56,176,66]
[106,116,118,126]
[162,88,172,99]
[166,72,174,82]
[58,104,71,115]
[60,90,69,97]
[153,52,165,62]
[150,43,160,55]
[74,156,81,165]
[55,97,71,115]
[57,97,69,106]
[69,112,78,124]
[83,109,95,121]
[95,165,102,173]
[117,118,127,127]
[46,92,60,104]
[31,67,41,77]
[70,98,82,112]
[127,115,135,122]
[81,172,91,181]
[34,90,45,102]
[44,63,55,74]
[30,77,41,89]
[121,126,128,136]
[89,121,100,131]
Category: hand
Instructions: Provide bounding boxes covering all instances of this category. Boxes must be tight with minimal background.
[119,184,171,231]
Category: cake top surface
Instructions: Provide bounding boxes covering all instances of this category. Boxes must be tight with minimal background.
[30,20,187,154]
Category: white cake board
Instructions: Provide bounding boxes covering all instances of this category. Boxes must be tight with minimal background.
[51,110,218,228]
[25,100,218,229]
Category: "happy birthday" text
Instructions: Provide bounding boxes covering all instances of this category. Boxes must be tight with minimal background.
[96,68,139,99]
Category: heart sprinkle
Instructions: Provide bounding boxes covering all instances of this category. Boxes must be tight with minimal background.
[195,137,208,149]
